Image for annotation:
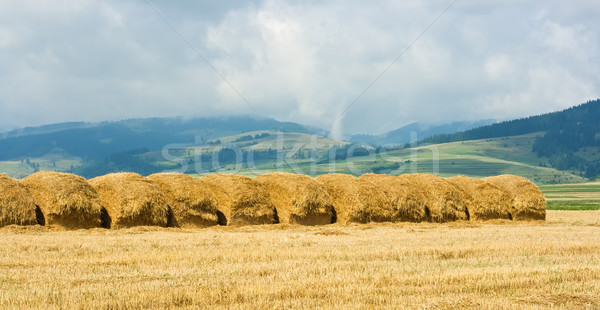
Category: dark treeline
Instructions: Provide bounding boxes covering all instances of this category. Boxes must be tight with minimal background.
[422,99,600,178]
[422,99,600,144]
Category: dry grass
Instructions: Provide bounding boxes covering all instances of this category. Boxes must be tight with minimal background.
[200,174,278,226]
[484,174,547,221]
[0,210,598,309]
[256,172,335,225]
[317,173,395,224]
[447,175,513,221]
[359,173,429,222]
[147,173,220,228]
[20,171,107,229]
[401,174,470,222]
[0,174,40,227]
[89,173,171,228]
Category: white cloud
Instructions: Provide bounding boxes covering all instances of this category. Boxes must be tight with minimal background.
[0,0,598,135]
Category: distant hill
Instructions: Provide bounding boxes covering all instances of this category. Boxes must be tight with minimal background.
[350,120,494,146]
[423,99,600,178]
[0,116,320,162]
[0,122,93,139]
[2,100,598,182]
[422,99,600,144]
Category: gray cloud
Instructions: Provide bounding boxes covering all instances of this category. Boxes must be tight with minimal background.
[0,0,598,135]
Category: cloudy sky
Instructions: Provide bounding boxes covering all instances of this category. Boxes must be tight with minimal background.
[0,0,598,136]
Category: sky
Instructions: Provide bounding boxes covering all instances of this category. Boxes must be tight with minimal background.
[0,0,599,136]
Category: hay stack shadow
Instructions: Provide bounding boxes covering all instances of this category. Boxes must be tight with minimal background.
[359,173,430,222]
[1,174,43,227]
[447,175,513,221]
[483,175,546,221]
[256,172,335,225]
[317,173,395,224]
[200,174,278,226]
[401,174,470,222]
[21,171,108,229]
[89,173,172,228]
[148,172,220,228]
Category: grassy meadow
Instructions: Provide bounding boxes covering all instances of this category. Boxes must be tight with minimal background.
[540,183,600,210]
[1,131,594,186]
[188,133,589,185]
[370,134,588,184]
[1,211,599,309]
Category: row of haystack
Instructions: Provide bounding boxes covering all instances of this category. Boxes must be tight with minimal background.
[0,171,546,229]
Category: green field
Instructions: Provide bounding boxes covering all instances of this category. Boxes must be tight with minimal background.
[540,183,600,210]
[319,133,588,184]
[185,133,588,185]
[1,132,596,186]
[0,152,81,179]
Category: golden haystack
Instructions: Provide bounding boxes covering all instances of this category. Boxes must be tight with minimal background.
[21,171,108,229]
[446,175,512,221]
[399,174,469,222]
[483,175,546,221]
[359,173,429,222]
[316,173,394,224]
[256,172,335,225]
[0,174,43,227]
[89,173,171,228]
[200,174,278,226]
[147,172,220,227]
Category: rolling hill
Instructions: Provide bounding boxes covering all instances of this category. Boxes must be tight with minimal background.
[350,120,494,146]
[1,99,598,183]
[422,99,600,179]
[0,116,323,178]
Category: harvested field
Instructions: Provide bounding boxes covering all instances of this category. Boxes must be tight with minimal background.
[359,173,429,222]
[0,210,598,309]
[89,173,171,228]
[447,175,513,221]
[148,172,220,228]
[401,173,470,222]
[256,172,335,225]
[317,173,395,224]
[484,175,547,220]
[200,174,278,226]
[21,171,107,229]
[0,174,41,227]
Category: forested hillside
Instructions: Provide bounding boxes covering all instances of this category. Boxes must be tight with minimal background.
[423,99,600,178]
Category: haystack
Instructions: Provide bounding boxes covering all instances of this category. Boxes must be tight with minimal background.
[400,174,469,222]
[482,175,546,221]
[89,173,171,228]
[256,172,335,225]
[147,172,220,227]
[200,174,278,226]
[316,173,395,224]
[21,171,108,229]
[359,173,429,222]
[0,174,43,227]
[446,175,512,221]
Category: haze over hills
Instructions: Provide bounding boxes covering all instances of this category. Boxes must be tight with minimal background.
[350,120,495,146]
[0,116,320,161]
[0,99,599,182]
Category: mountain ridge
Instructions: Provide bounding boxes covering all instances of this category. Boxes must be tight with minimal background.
[350,119,494,146]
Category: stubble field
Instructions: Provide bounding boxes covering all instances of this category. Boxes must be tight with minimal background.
[1,210,599,309]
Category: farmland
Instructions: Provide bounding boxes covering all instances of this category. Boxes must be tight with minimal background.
[182,133,589,185]
[540,182,600,210]
[2,130,593,186]
[1,210,599,309]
